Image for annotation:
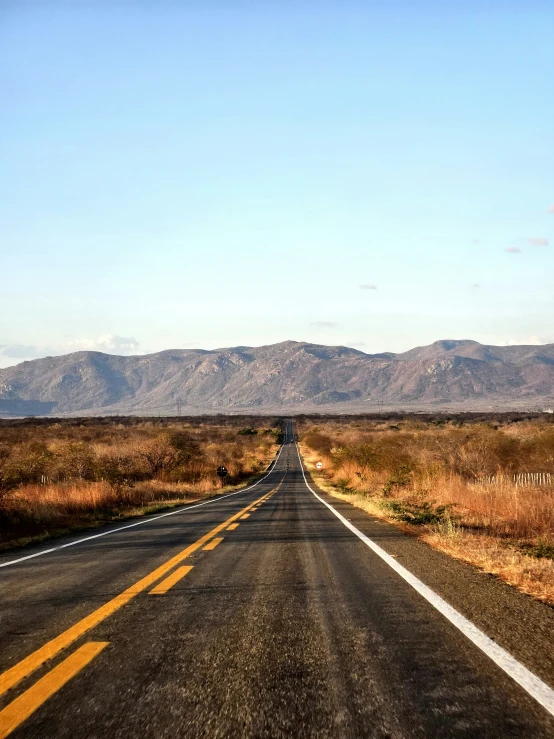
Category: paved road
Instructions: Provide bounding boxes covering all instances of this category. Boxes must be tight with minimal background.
[1,421,554,738]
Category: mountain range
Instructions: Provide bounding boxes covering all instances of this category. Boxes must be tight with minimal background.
[1,340,554,416]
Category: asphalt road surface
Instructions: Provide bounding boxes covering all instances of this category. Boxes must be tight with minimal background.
[1,421,554,738]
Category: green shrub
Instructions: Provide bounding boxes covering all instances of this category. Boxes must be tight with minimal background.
[382,464,413,497]
[383,499,455,525]
[517,541,554,560]
[335,478,353,493]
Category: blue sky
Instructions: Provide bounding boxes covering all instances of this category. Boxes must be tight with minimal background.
[1,1,553,366]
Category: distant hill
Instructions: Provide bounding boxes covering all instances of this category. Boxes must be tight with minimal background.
[1,339,554,416]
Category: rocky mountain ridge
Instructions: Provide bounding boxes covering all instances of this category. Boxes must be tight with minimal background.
[1,339,553,415]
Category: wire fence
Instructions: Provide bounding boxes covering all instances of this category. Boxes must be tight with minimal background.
[476,472,554,487]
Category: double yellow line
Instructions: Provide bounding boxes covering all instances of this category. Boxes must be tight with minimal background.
[0,478,283,737]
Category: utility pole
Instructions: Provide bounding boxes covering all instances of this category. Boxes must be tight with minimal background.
[176,398,182,416]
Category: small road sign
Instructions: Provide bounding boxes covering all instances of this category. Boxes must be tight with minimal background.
[216,466,228,478]
[316,462,323,469]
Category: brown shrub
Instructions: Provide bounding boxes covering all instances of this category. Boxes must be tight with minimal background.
[0,417,279,547]
[299,416,554,603]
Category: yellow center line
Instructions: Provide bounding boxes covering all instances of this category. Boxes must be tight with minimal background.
[202,537,223,551]
[0,642,109,739]
[149,566,193,595]
[227,523,239,531]
[0,483,278,697]
[239,514,250,520]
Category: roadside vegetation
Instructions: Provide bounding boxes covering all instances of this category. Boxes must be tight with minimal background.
[0,416,280,549]
[298,414,554,605]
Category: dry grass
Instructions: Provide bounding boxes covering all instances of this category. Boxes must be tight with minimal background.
[0,418,280,548]
[424,529,554,604]
[299,416,554,605]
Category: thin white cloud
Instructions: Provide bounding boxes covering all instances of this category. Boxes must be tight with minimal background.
[505,247,521,254]
[310,321,337,328]
[548,204,554,213]
[529,238,549,246]
[360,283,377,290]
[0,334,141,362]
[66,334,140,353]
[0,344,53,359]
[503,336,553,346]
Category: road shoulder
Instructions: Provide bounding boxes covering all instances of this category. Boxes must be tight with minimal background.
[300,462,554,694]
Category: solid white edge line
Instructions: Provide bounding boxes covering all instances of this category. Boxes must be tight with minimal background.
[0,443,285,570]
[294,441,554,718]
